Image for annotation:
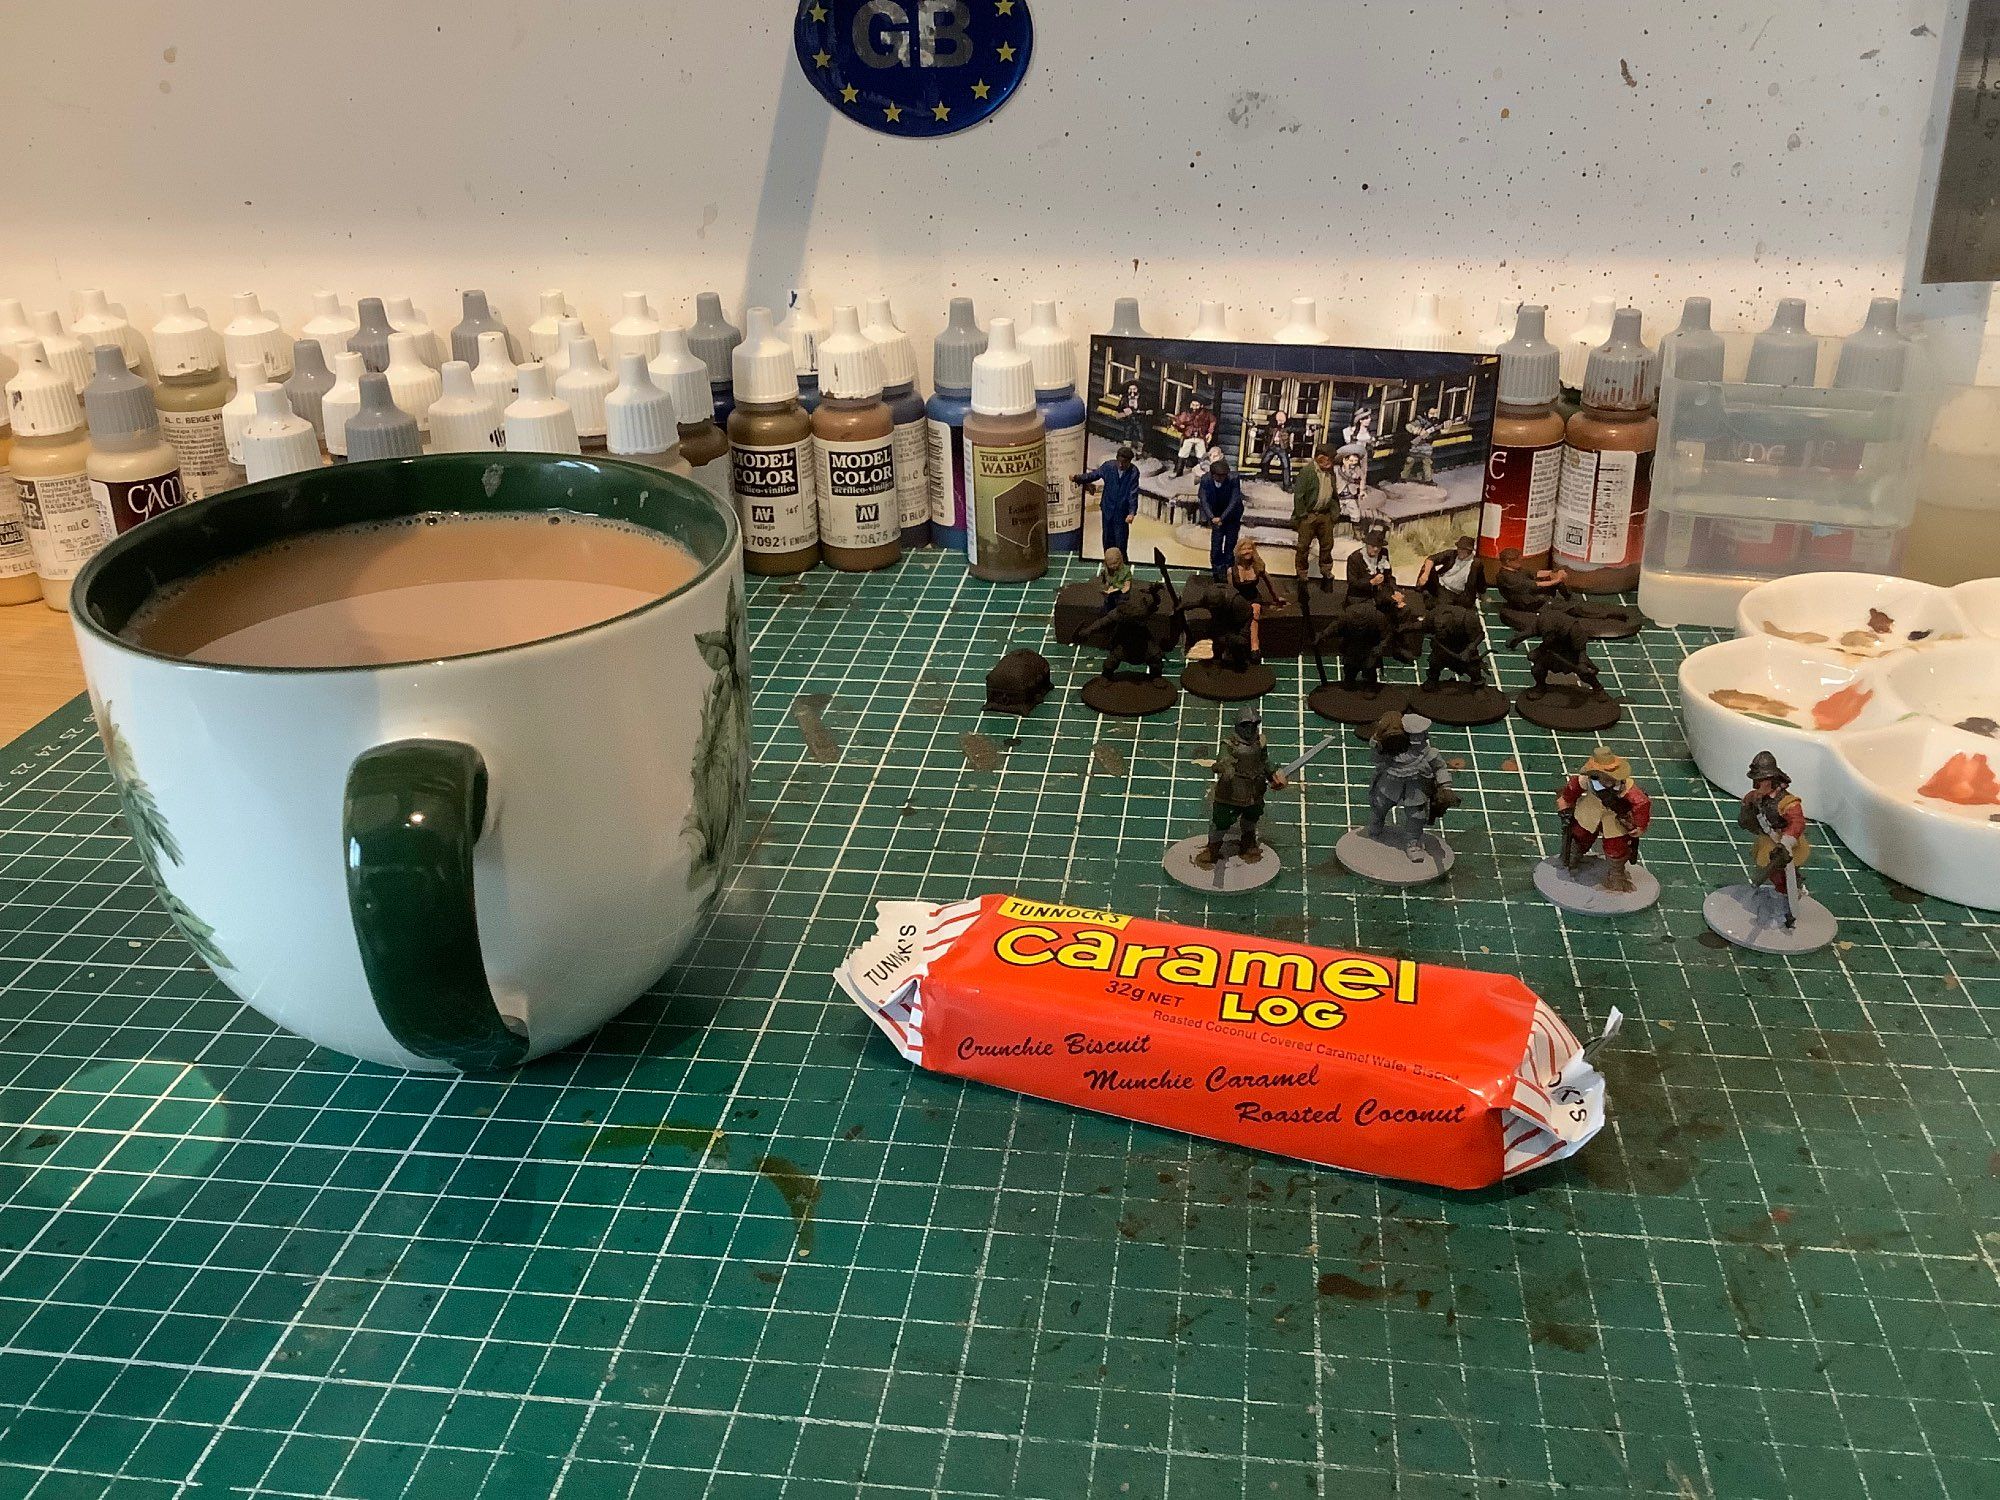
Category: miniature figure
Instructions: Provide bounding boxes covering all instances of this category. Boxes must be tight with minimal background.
[1171,397,1215,477]
[1516,614,1622,731]
[1077,447,1142,559]
[1163,710,1335,892]
[1534,745,1660,913]
[1494,548,1642,641]
[1291,445,1343,588]
[1704,751,1837,952]
[1347,520,1422,662]
[1094,546,1134,612]
[1115,380,1147,456]
[1228,537,1283,657]
[1256,410,1294,484]
[1181,576,1276,702]
[1417,535,1485,608]
[1198,458,1244,581]
[1298,584,1408,724]
[1338,406,1376,462]
[1400,406,1444,485]
[1335,449,1369,527]
[984,649,1053,715]
[1076,584,1177,717]
[1411,602,1508,725]
[1337,711,1458,884]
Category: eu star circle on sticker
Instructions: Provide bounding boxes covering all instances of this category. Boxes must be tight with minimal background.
[795,0,1034,139]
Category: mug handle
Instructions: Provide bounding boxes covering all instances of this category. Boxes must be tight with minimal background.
[342,739,530,1071]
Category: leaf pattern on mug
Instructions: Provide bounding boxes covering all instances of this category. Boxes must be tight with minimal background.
[684,582,750,891]
[94,700,233,972]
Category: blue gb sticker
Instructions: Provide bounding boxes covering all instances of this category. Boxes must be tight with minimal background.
[796,1,1033,139]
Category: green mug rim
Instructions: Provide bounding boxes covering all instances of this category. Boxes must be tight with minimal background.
[70,452,740,676]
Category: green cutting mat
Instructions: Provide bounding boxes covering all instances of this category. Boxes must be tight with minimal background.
[0,554,1994,1499]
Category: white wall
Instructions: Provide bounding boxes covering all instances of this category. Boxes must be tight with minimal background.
[0,0,1958,374]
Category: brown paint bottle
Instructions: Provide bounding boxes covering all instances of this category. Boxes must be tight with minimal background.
[1478,305,1565,581]
[1554,308,1658,594]
[811,305,900,572]
[727,307,819,575]
[962,318,1048,582]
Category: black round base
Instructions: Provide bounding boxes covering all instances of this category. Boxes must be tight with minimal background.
[1309,681,1410,725]
[1182,660,1277,702]
[1497,603,1644,642]
[1409,680,1511,727]
[1080,672,1179,718]
[1515,683,1622,732]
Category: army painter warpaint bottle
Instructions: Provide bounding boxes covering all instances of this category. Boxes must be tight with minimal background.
[1554,308,1658,593]
[1478,305,1565,581]
[151,294,243,499]
[689,292,743,425]
[926,298,986,551]
[779,290,826,412]
[963,318,1048,582]
[654,327,730,500]
[729,307,818,575]
[813,305,900,572]
[1019,300,1087,554]
[83,346,184,536]
[7,342,108,610]
[862,295,930,549]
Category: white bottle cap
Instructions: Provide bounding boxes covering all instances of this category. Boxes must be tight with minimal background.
[1474,299,1517,354]
[1496,305,1561,406]
[31,311,93,395]
[818,305,885,400]
[555,334,616,438]
[549,317,588,379]
[731,307,799,404]
[223,292,292,380]
[1399,292,1447,352]
[151,292,222,377]
[1564,296,1617,387]
[971,317,1036,417]
[504,363,580,453]
[1018,300,1076,392]
[221,362,264,463]
[428,361,502,453]
[1191,301,1229,341]
[778,290,828,379]
[0,299,32,388]
[651,327,714,427]
[386,296,442,366]
[4,341,84,437]
[385,332,444,430]
[72,290,139,369]
[322,351,366,457]
[471,330,521,417]
[609,292,662,363]
[301,291,359,366]
[528,290,571,361]
[860,296,918,389]
[240,384,321,482]
[1274,296,1330,345]
[605,353,678,456]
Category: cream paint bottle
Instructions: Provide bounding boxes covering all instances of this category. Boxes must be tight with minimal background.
[83,345,185,535]
[812,305,900,572]
[152,294,243,498]
[7,341,109,609]
[0,402,40,605]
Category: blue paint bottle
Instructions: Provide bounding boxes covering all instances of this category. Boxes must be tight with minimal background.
[1020,300,1086,554]
[687,291,742,426]
[925,298,985,551]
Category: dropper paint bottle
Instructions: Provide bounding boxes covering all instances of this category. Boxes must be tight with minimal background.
[688,292,743,425]
[528,291,572,362]
[386,296,443,367]
[32,311,93,396]
[0,343,40,604]
[728,307,819,575]
[1107,298,1151,338]
[451,290,517,366]
[862,295,930,550]
[223,293,291,380]
[83,345,184,535]
[151,294,242,499]
[963,318,1048,582]
[605,355,690,476]
[427,361,503,454]
[654,328,730,500]
[322,352,365,463]
[609,293,662,364]
[344,373,423,461]
[503,364,580,455]
[7,341,108,609]
[301,292,358,367]
[472,331,521,422]
[556,335,616,454]
[72,291,144,374]
[221,362,264,470]
[349,298,394,373]
[813,305,901,572]
[283,340,335,457]
[239,385,322,483]
[779,290,827,412]
[926,298,986,551]
[1554,308,1657,593]
[1478,305,1564,580]
[1019,300,1087,554]
[384,332,443,436]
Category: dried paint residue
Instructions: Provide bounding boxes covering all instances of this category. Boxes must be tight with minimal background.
[1866,608,1895,634]
[1810,683,1873,730]
[1710,688,1796,723]
[753,1154,821,1257]
[1918,752,2000,807]
[1761,619,1827,645]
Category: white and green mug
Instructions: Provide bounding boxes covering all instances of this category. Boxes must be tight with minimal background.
[68,453,749,1071]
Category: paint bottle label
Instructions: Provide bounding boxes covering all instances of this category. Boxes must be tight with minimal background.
[16,470,108,582]
[159,407,243,500]
[1554,445,1652,570]
[0,470,36,581]
[813,435,898,550]
[890,418,929,533]
[90,470,187,537]
[963,433,1047,574]
[1044,423,1085,534]
[1477,438,1561,566]
[732,437,819,554]
[927,417,966,532]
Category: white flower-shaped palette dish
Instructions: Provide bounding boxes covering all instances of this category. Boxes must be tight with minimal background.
[1679,572,2000,910]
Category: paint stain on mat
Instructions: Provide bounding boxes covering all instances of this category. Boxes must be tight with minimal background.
[792,693,840,762]
[960,732,1001,771]
[581,1120,728,1161]
[754,1155,821,1257]
[1884,880,1926,905]
[1316,1272,1432,1308]
[1090,743,1128,776]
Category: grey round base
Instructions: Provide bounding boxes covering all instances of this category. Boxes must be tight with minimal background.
[1703,884,1838,954]
[1163,833,1284,893]
[1335,827,1454,886]
[1182,660,1277,702]
[1080,673,1178,718]
[1534,857,1661,916]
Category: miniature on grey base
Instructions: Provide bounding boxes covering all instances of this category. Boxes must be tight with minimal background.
[1163,832,1283,893]
[1534,857,1661,915]
[1704,884,1837,954]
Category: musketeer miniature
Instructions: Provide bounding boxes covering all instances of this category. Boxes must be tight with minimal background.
[1516,613,1621,731]
[1534,745,1660,913]
[1076,585,1177,718]
[1704,751,1837,952]
[1337,711,1458,884]
[1164,708,1335,893]
[1411,602,1508,725]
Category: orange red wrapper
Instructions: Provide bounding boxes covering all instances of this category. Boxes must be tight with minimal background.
[837,895,1618,1190]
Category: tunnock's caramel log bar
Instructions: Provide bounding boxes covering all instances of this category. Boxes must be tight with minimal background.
[837,896,1618,1191]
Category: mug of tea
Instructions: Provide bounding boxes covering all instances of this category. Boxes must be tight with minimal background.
[68,453,749,1071]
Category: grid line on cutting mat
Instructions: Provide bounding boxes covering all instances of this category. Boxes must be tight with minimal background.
[0,555,1993,1499]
